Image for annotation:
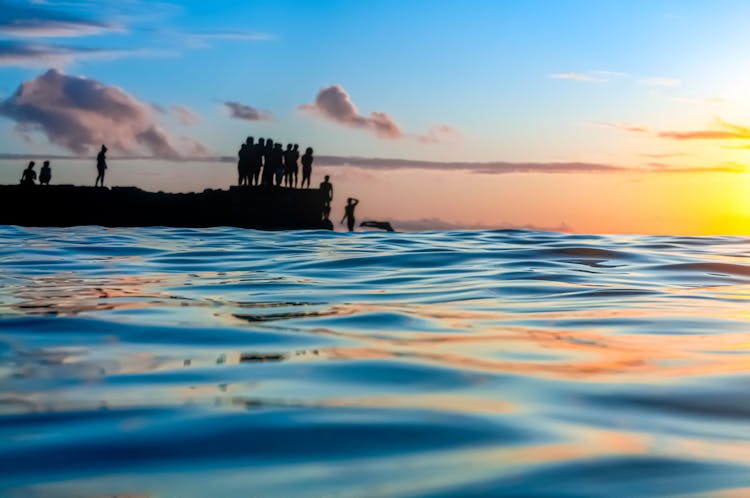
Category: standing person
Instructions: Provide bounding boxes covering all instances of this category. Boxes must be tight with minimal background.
[20,161,36,186]
[284,143,294,187]
[341,198,359,232]
[39,160,51,185]
[238,137,254,186]
[319,175,333,220]
[237,140,247,185]
[291,144,300,188]
[273,143,285,186]
[95,145,107,187]
[262,139,274,185]
[246,136,257,185]
[252,138,265,186]
[301,147,314,188]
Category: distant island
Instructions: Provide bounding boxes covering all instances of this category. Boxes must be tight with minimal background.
[0,184,333,230]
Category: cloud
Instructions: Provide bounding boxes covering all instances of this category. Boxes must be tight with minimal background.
[171,105,199,125]
[0,40,171,68]
[316,156,627,174]
[417,124,461,144]
[645,162,748,174]
[549,70,627,83]
[608,119,750,142]
[602,122,650,134]
[639,77,681,88]
[315,156,747,175]
[224,101,272,121]
[0,69,206,158]
[300,85,403,139]
[549,72,607,83]
[300,85,458,143]
[672,96,725,105]
[656,130,741,140]
[0,0,117,38]
[0,151,744,175]
[640,152,690,159]
[186,31,274,47]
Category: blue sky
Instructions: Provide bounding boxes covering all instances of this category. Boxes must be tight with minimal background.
[4,0,750,161]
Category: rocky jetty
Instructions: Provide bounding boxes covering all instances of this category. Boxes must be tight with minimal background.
[0,185,331,229]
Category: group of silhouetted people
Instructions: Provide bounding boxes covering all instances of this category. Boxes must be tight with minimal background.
[237,137,314,188]
[19,144,107,187]
[18,140,365,232]
[20,161,51,186]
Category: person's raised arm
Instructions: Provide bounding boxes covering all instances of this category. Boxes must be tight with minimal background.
[352,198,359,206]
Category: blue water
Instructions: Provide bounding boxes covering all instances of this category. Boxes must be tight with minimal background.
[1,227,749,497]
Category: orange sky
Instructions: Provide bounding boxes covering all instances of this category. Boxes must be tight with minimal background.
[3,159,748,234]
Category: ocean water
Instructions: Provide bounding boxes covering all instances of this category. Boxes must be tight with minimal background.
[1,227,749,497]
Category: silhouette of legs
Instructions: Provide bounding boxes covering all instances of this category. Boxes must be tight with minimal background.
[302,169,311,188]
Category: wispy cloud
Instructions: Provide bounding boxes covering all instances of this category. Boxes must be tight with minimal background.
[607,119,750,142]
[223,101,272,121]
[0,151,744,175]
[549,72,607,83]
[602,122,650,133]
[0,0,119,38]
[672,96,725,105]
[645,162,747,174]
[315,156,748,175]
[657,130,741,140]
[417,124,461,144]
[549,70,627,83]
[0,40,172,67]
[316,156,627,174]
[171,105,200,125]
[640,152,691,159]
[187,30,274,42]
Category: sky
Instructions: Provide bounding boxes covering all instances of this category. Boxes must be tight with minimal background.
[2,0,750,233]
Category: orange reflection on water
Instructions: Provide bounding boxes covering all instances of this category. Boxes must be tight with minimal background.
[7,273,187,316]
[307,300,750,381]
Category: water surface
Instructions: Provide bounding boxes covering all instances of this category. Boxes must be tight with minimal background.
[1,227,749,497]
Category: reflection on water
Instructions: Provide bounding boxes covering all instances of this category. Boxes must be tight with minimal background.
[1,226,749,497]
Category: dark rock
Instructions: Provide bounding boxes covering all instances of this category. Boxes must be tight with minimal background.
[0,184,331,229]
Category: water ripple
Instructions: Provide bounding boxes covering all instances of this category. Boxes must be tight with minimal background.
[1,227,749,497]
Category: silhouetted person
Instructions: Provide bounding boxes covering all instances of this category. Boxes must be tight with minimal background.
[20,161,36,186]
[301,147,314,188]
[237,142,247,185]
[95,145,107,187]
[291,144,300,187]
[320,175,333,220]
[262,139,274,185]
[341,198,359,232]
[252,138,265,186]
[39,160,51,185]
[284,143,294,187]
[238,137,254,186]
[360,221,394,232]
[273,143,285,186]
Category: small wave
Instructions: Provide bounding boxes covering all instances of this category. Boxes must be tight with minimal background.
[1,227,750,496]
